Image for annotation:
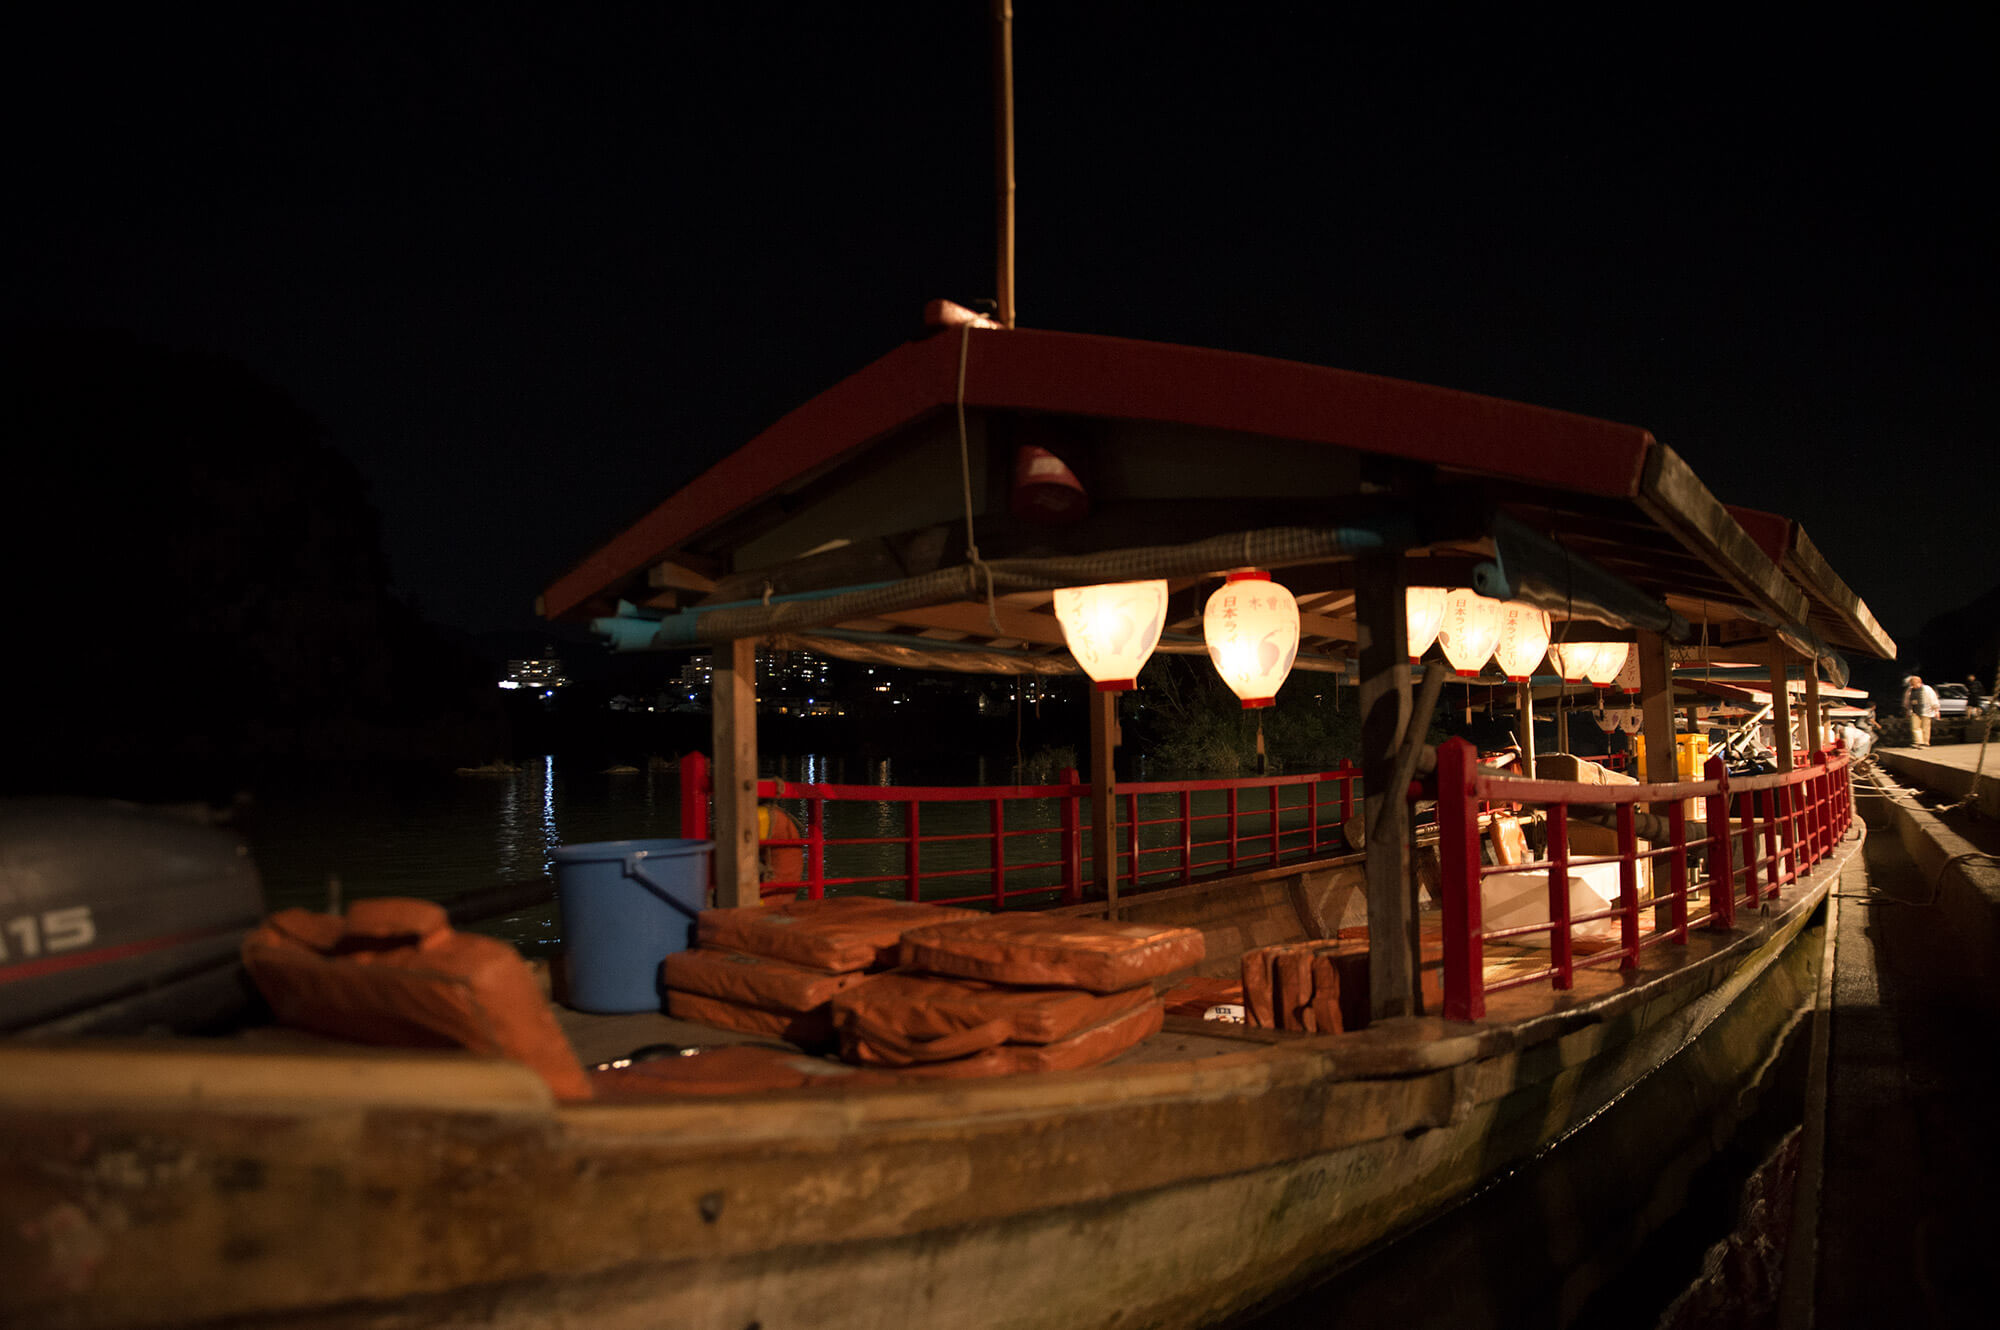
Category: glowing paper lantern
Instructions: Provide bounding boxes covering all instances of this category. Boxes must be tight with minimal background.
[1612,646,1642,695]
[1203,571,1299,709]
[1547,641,1594,683]
[1436,589,1503,677]
[1406,586,1447,663]
[1585,641,1631,690]
[1053,580,1169,691]
[1492,604,1552,682]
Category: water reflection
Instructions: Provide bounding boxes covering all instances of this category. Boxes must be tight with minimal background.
[239,754,1340,951]
[540,755,558,875]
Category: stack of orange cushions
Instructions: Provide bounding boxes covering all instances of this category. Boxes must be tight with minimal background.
[662,897,979,1049]
[830,914,1203,1078]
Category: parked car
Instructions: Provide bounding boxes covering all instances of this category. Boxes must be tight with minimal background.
[1934,684,1970,718]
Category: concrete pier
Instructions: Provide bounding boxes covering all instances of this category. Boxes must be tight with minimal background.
[1800,760,2000,1329]
[1875,739,2000,813]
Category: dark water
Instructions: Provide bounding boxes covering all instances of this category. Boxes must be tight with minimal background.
[240,751,1328,953]
[239,753,963,953]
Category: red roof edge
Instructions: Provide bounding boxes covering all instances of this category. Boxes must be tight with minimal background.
[541,327,1658,622]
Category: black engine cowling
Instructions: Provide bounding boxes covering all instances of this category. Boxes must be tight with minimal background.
[0,799,266,1036]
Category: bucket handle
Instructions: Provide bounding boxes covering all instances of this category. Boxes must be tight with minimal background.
[623,849,707,918]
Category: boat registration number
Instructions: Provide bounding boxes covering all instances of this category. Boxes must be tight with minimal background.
[0,907,97,964]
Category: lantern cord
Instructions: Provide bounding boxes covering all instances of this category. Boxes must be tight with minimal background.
[955,322,1003,636]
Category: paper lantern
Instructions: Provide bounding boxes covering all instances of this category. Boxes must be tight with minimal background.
[1203,571,1299,709]
[1052,580,1169,691]
[1612,646,1642,695]
[1592,707,1620,734]
[1619,708,1644,735]
[1585,642,1631,691]
[1492,604,1552,682]
[1436,589,1502,677]
[1547,641,1593,683]
[1406,587,1447,663]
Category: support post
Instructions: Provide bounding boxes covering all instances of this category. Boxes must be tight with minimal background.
[1637,630,1678,786]
[1089,687,1119,918]
[1357,552,1415,1022]
[1770,643,1796,771]
[711,639,761,908]
[1803,667,1823,754]
[1637,629,1677,928]
[1770,643,1799,881]
[991,0,1016,329]
[1555,697,1570,754]
[1517,680,1537,777]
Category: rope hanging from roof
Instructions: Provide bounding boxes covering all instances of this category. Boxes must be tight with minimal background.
[955,322,1004,637]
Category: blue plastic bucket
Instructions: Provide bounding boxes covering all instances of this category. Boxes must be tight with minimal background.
[552,838,713,1013]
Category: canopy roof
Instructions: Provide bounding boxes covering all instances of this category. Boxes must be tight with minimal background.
[1724,506,1894,658]
[541,321,1894,680]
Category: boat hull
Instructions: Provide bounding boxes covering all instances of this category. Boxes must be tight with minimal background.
[0,831,1858,1330]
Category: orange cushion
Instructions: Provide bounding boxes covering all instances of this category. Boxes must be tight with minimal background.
[696,897,980,973]
[897,915,1205,993]
[242,902,592,1101]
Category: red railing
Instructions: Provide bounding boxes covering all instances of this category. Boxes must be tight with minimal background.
[680,754,1362,909]
[1434,738,1852,1020]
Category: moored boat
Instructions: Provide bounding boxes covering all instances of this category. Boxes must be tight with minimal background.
[2,317,1892,1328]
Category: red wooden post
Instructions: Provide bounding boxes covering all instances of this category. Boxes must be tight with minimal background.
[1227,787,1239,872]
[1268,783,1282,866]
[807,795,826,900]
[1126,790,1141,893]
[1437,739,1485,1021]
[1339,759,1354,826]
[1616,802,1640,970]
[1306,779,1319,857]
[1178,789,1193,883]
[1758,788,1781,897]
[1776,782,1799,884]
[1664,788,1680,944]
[1060,768,1081,905]
[990,796,1007,910]
[1547,803,1574,990]
[1705,755,1733,930]
[1738,786,1760,908]
[679,751,712,841]
[905,800,923,903]
[1803,760,1824,868]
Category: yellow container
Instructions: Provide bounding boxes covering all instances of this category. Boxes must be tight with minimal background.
[1632,733,1711,780]
[1677,733,1710,779]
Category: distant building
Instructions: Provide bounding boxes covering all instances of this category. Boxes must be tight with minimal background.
[499,651,569,695]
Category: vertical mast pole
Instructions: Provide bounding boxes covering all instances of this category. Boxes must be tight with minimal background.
[1089,688,1119,917]
[712,640,762,908]
[993,0,1016,328]
[1356,552,1415,1021]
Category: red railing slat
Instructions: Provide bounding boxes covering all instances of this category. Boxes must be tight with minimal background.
[1432,738,1851,1022]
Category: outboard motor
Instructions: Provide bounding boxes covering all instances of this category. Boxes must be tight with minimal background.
[0,799,266,1036]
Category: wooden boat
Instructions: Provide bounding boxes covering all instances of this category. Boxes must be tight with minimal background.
[2,317,1893,1328]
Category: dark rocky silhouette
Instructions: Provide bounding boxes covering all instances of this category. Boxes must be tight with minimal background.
[5,329,506,799]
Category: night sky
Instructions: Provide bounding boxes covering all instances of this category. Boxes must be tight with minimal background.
[9,5,1992,649]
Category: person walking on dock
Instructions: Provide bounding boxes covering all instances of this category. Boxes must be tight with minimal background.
[1904,675,1940,747]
